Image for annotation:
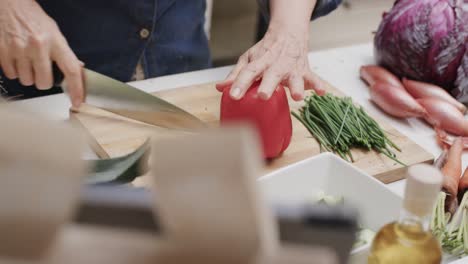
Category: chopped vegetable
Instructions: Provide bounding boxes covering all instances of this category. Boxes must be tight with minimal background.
[354,228,375,249]
[292,93,403,165]
[418,98,468,136]
[403,79,467,114]
[310,191,375,250]
[360,65,404,88]
[369,82,427,118]
[312,190,344,206]
[220,81,292,159]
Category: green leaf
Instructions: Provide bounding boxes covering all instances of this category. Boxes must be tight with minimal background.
[86,140,150,185]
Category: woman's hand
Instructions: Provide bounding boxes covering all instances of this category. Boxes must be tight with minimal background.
[0,0,84,107]
[216,0,324,101]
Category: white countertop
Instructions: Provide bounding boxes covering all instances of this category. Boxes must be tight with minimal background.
[12,43,463,197]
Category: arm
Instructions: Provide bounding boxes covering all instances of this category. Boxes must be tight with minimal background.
[0,0,84,107]
[217,0,341,101]
[257,0,343,21]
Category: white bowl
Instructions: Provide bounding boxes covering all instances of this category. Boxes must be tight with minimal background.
[258,153,402,262]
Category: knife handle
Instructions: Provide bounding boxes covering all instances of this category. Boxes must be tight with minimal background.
[52,63,65,87]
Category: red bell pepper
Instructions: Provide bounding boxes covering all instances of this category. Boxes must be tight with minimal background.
[220,81,293,159]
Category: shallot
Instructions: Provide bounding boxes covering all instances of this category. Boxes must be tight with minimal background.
[403,79,466,114]
[360,65,404,88]
[369,82,426,118]
[418,98,468,136]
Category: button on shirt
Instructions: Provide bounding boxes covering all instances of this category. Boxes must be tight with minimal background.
[139,28,151,39]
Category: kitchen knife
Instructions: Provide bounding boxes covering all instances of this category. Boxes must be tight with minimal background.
[54,67,206,130]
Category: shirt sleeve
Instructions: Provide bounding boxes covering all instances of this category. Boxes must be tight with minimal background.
[257,0,342,21]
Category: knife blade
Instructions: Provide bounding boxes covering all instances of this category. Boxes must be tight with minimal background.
[56,67,206,130]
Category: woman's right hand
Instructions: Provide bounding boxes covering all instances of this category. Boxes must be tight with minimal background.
[0,0,84,107]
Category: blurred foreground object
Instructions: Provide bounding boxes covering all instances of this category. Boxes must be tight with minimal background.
[0,104,87,260]
[0,123,342,263]
[150,126,278,259]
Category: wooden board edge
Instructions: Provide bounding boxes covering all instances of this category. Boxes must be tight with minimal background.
[374,157,434,184]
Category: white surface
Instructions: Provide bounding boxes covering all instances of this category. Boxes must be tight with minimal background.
[11,43,461,195]
[259,153,401,262]
[260,153,401,232]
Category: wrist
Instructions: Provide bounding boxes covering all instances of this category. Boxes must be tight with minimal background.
[263,24,309,56]
[268,18,309,35]
[267,0,315,37]
[266,19,309,47]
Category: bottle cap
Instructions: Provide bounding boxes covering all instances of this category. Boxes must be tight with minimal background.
[403,164,443,217]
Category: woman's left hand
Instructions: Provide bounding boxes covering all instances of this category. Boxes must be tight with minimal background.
[216,20,325,101]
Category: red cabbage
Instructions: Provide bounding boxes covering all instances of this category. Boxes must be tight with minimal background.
[374,0,467,100]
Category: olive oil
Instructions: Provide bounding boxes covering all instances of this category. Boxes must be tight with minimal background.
[368,219,441,263]
[368,164,443,264]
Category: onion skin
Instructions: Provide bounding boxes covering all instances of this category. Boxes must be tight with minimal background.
[417,98,468,136]
[360,65,404,88]
[441,137,463,214]
[369,82,426,118]
[403,78,467,114]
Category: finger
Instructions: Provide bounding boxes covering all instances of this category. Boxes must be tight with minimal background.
[216,54,248,92]
[16,57,34,86]
[288,75,305,101]
[304,71,326,96]
[258,69,284,100]
[0,57,18,80]
[215,80,233,92]
[51,40,84,108]
[230,59,270,100]
[32,48,53,90]
[0,46,18,79]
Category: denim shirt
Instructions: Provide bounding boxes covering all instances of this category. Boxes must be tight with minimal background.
[39,0,211,82]
[0,0,341,99]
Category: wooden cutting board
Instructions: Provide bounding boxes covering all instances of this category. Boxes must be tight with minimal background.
[70,81,433,184]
